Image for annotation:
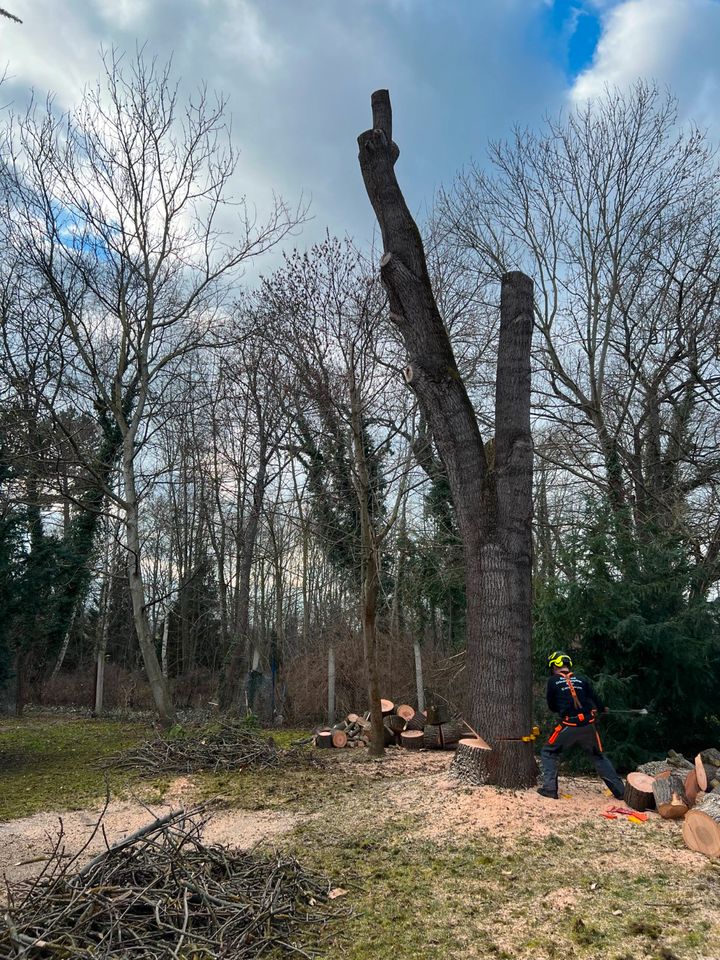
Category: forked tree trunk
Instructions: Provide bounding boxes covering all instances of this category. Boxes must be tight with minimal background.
[358,90,536,787]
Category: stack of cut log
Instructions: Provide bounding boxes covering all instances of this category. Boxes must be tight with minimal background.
[312,699,467,751]
[623,748,720,859]
[313,713,372,749]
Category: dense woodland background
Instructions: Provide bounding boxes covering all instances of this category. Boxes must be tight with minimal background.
[2,54,719,768]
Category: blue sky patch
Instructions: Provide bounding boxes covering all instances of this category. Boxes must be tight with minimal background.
[543,0,603,79]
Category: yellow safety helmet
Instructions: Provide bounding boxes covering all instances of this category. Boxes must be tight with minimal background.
[548,650,573,670]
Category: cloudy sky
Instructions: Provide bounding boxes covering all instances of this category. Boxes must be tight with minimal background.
[2,0,719,269]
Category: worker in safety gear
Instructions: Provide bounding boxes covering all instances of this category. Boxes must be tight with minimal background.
[537,651,625,800]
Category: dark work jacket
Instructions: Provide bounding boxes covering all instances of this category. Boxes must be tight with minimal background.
[546,672,605,724]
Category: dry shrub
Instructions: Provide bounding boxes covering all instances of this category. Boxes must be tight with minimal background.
[282,629,463,724]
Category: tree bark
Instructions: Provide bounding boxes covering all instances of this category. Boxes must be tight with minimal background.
[357,89,535,786]
[327,643,336,727]
[122,439,176,726]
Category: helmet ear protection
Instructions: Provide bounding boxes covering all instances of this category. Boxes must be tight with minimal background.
[548,650,573,669]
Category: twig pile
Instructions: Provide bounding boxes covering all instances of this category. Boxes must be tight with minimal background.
[101,722,282,774]
[1,807,338,958]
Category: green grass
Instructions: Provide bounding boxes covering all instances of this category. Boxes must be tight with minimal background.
[283,812,720,960]
[0,715,161,820]
[2,716,718,959]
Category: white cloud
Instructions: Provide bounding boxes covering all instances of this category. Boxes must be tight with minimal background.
[572,0,720,134]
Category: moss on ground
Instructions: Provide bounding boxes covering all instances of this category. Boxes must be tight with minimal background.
[0,715,162,821]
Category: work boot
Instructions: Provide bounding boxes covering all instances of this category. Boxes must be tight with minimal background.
[537,787,558,799]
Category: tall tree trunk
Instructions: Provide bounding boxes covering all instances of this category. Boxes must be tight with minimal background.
[218,438,268,710]
[94,583,110,716]
[327,643,336,727]
[358,90,535,786]
[122,439,176,726]
[349,364,384,757]
[414,639,425,713]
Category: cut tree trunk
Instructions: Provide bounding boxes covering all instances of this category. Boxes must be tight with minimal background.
[380,699,395,716]
[653,773,689,819]
[683,793,720,858]
[357,90,535,788]
[332,730,348,748]
[695,754,707,791]
[316,730,334,749]
[624,772,656,812]
[450,739,494,784]
[400,730,424,750]
[396,705,426,730]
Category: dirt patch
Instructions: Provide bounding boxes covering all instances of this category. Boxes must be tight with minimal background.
[0,779,305,894]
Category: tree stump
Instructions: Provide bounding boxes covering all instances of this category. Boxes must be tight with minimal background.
[624,772,656,811]
[653,773,689,819]
[683,793,720,858]
[316,730,334,749]
[400,730,424,750]
[396,705,426,730]
[332,730,348,748]
[450,738,494,784]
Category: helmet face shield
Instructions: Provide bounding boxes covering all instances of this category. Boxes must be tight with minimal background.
[548,650,573,669]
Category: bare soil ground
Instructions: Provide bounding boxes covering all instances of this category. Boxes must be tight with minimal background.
[0,751,708,885]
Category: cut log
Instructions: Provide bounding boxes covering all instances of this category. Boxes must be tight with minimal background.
[684,769,701,808]
[400,730,425,750]
[426,703,449,725]
[700,748,720,767]
[383,724,395,747]
[396,705,426,730]
[346,713,360,724]
[695,754,708,792]
[384,714,406,734]
[332,721,348,732]
[436,720,466,748]
[380,699,395,716]
[637,760,671,777]
[422,724,442,749]
[683,793,720,858]
[624,772,656,812]
[666,750,693,771]
[316,730,334,749]
[332,730,348,748]
[652,773,689,819]
[450,738,496,786]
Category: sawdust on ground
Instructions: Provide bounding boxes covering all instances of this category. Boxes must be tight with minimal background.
[0,748,709,894]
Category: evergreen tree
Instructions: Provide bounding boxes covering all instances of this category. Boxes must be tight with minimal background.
[535,496,720,769]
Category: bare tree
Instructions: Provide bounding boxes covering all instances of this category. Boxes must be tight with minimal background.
[4,50,302,724]
[437,83,720,588]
